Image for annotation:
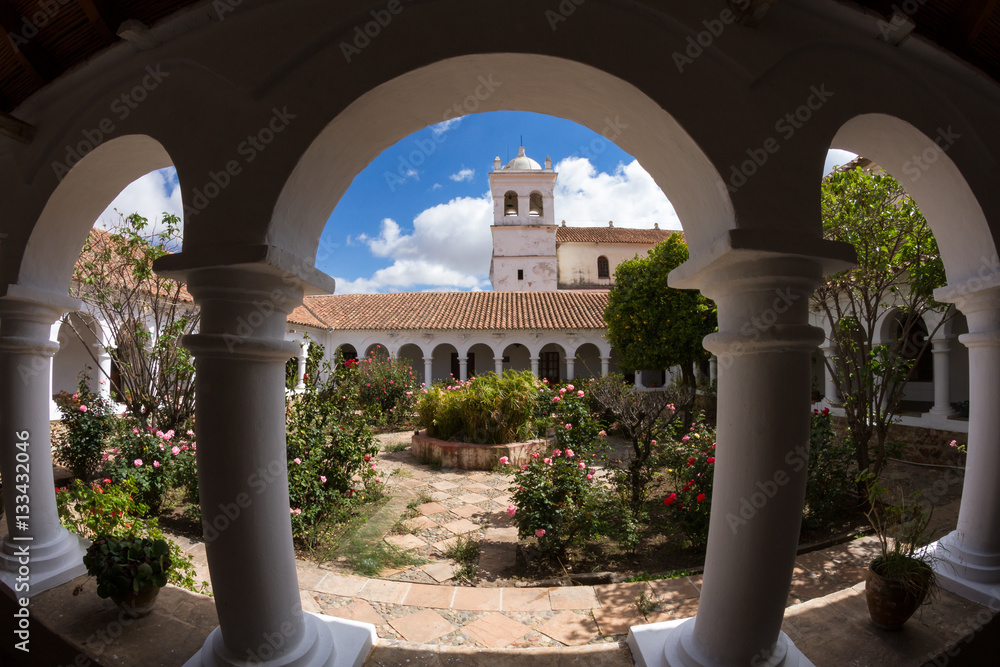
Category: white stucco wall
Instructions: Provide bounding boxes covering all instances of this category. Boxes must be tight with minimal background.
[557,241,656,289]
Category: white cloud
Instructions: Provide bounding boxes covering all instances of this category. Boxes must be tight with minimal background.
[432,118,462,136]
[553,158,680,229]
[335,195,493,292]
[95,168,184,240]
[431,183,443,190]
[339,158,679,292]
[450,168,475,182]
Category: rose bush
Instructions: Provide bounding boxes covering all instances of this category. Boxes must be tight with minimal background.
[54,374,113,479]
[662,415,717,546]
[505,446,602,558]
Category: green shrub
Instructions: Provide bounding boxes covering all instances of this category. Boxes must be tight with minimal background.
[803,408,855,531]
[56,478,210,596]
[549,380,606,457]
[417,371,539,444]
[353,348,420,428]
[53,374,113,479]
[661,415,716,546]
[286,365,383,536]
[506,446,602,558]
[104,423,188,515]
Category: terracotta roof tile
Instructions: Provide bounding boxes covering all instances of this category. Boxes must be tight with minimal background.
[555,227,680,245]
[289,291,609,331]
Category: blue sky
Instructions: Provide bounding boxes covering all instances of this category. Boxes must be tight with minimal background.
[97,112,856,293]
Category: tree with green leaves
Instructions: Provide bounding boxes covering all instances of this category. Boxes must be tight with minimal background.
[70,212,199,432]
[603,234,717,398]
[812,163,949,481]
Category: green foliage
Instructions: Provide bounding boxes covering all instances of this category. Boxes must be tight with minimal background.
[549,380,607,457]
[72,212,198,432]
[84,535,172,598]
[590,374,687,513]
[860,470,937,598]
[285,361,384,536]
[104,422,192,514]
[802,408,856,531]
[604,235,717,391]
[507,446,602,558]
[814,165,948,479]
[57,478,210,596]
[53,373,113,479]
[353,348,420,428]
[417,371,540,444]
[661,415,717,546]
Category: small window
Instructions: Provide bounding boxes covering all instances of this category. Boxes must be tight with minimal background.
[517,269,524,280]
[597,256,610,279]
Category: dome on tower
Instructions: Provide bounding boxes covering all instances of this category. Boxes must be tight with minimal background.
[503,146,542,170]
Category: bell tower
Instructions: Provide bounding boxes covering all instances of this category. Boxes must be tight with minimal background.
[488,147,558,291]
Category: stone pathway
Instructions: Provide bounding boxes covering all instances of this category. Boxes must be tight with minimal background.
[161,431,966,651]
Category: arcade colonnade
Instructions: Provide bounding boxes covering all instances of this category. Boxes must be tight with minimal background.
[2,1,1000,666]
[284,328,617,387]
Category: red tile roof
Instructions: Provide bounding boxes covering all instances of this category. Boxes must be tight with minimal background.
[289,291,609,331]
[556,226,680,245]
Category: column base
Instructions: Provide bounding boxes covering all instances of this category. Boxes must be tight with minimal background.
[927,407,956,416]
[0,529,89,598]
[628,617,814,667]
[924,533,1000,607]
[184,612,376,667]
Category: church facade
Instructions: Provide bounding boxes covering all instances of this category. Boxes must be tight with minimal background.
[285,147,677,387]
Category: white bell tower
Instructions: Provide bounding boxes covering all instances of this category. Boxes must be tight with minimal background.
[488,147,558,291]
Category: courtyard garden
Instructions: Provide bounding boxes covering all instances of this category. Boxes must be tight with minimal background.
[50,345,917,598]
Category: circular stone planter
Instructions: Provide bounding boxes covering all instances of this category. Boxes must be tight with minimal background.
[411,430,548,470]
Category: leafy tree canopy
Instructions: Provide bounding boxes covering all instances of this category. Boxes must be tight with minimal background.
[603,234,717,384]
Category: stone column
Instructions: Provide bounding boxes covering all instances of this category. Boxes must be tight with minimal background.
[458,356,468,382]
[0,291,89,597]
[927,337,954,416]
[529,356,540,377]
[94,337,114,404]
[820,343,838,406]
[423,357,433,387]
[635,371,645,389]
[294,340,309,392]
[494,356,504,376]
[600,356,610,377]
[178,266,373,667]
[565,356,575,381]
[630,242,852,667]
[709,355,718,383]
[925,286,1000,605]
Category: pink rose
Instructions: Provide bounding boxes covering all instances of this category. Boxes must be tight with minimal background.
[565,449,574,457]
[294,458,301,464]
[172,446,180,455]
[134,459,143,467]
[587,474,593,479]
[80,405,88,412]
[566,384,574,391]
[507,505,516,517]
[535,529,546,538]
[578,462,586,468]
[320,475,327,483]
[499,456,509,465]
[577,390,584,397]
[153,461,160,468]
[565,423,573,430]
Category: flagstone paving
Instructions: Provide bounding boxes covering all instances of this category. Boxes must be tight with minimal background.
[161,431,966,651]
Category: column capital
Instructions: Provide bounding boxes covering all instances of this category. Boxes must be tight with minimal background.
[0,290,75,356]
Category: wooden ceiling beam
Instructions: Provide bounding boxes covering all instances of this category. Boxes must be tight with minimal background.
[947,0,1000,51]
[0,110,36,143]
[76,0,124,45]
[0,0,61,82]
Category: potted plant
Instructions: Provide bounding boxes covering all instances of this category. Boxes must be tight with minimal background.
[82,535,173,618]
[860,471,937,630]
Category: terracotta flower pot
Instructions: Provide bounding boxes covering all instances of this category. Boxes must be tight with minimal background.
[865,561,931,630]
[112,586,161,618]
